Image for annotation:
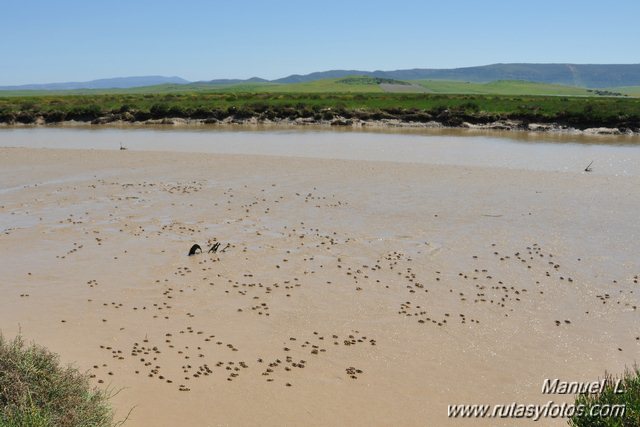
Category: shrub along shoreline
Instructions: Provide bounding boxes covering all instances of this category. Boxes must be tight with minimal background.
[569,366,640,426]
[0,335,115,427]
[1,93,639,135]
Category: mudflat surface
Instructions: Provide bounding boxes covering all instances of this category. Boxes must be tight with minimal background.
[1,145,638,426]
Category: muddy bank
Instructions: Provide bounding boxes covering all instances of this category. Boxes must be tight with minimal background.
[1,111,638,136]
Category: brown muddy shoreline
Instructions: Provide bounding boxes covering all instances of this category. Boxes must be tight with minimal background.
[1,115,637,137]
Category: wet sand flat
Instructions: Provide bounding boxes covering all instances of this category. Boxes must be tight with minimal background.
[1,146,639,426]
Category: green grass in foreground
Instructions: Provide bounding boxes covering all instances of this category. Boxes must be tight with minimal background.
[0,335,115,427]
[569,367,640,427]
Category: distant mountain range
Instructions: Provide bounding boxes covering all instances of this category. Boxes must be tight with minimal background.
[273,64,640,87]
[2,64,640,91]
[0,76,188,91]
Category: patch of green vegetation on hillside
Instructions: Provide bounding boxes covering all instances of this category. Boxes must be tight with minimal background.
[156,77,390,94]
[336,76,410,86]
[613,86,640,97]
[242,78,384,93]
[413,80,595,96]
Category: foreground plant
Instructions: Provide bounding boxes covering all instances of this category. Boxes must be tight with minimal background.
[0,335,116,427]
[569,367,640,427]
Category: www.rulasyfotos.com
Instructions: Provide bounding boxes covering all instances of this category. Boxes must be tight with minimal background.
[448,378,627,420]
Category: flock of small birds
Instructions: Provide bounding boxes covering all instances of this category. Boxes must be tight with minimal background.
[4,168,639,399]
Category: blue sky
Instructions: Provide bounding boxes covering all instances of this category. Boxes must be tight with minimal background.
[1,0,639,85]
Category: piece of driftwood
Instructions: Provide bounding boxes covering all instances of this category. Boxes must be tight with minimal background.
[189,241,230,256]
[584,161,594,172]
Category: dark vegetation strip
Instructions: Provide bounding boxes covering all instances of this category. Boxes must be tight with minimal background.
[1,92,639,130]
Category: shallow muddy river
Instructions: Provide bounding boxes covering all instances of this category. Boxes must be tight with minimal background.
[1,128,639,426]
[1,126,639,176]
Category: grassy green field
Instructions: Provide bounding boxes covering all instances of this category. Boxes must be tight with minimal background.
[1,76,639,97]
[221,78,386,93]
[0,91,638,115]
[413,80,595,96]
[614,86,640,96]
[0,77,384,97]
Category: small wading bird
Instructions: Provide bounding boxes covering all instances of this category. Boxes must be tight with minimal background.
[188,242,229,256]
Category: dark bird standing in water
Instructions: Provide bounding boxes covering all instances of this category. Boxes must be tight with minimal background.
[188,244,202,256]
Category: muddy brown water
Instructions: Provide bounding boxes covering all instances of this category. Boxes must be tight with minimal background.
[1,127,639,426]
[1,126,639,176]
